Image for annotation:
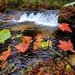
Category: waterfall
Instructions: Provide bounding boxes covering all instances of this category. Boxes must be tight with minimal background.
[0,10,59,26]
[17,10,59,26]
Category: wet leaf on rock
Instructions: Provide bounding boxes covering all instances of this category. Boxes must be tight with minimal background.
[58,40,75,52]
[14,36,32,53]
[1,62,7,69]
[0,29,11,43]
[0,45,11,61]
[0,50,11,61]
[59,23,72,33]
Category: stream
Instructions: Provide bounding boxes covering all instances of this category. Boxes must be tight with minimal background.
[0,10,75,69]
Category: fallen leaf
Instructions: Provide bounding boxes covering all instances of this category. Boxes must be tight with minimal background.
[33,39,42,50]
[59,23,72,33]
[15,43,29,53]
[33,34,52,50]
[15,36,32,53]
[0,29,11,43]
[33,34,42,50]
[0,45,11,61]
[11,34,22,39]
[58,40,75,52]
[41,41,47,48]
[46,40,52,47]
[22,36,32,44]
[35,34,42,40]
[1,62,7,69]
[0,51,11,61]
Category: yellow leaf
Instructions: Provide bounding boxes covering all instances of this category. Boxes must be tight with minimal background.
[47,40,52,47]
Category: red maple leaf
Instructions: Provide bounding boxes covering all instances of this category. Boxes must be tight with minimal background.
[59,23,72,33]
[58,40,73,51]
[15,36,32,53]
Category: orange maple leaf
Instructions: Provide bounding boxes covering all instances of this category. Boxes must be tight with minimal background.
[58,40,74,52]
[15,36,32,53]
[22,36,32,44]
[35,34,42,40]
[0,51,11,61]
[33,34,42,50]
[1,62,7,69]
[33,40,41,50]
[15,43,29,53]
[0,45,11,61]
[59,23,72,33]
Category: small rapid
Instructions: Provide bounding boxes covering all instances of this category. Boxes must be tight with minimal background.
[0,10,59,27]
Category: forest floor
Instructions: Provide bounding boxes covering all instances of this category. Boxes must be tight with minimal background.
[0,2,75,75]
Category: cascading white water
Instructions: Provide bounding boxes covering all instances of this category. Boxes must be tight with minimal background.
[17,12,43,22]
[17,10,59,26]
[0,10,59,26]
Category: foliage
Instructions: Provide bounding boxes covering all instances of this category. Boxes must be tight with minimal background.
[0,29,11,43]
[0,0,75,14]
[15,36,32,53]
[58,40,75,52]
[58,23,75,53]
[0,22,75,74]
[0,45,11,61]
[0,0,74,5]
[59,23,72,33]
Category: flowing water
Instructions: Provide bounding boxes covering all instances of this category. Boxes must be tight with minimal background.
[0,10,75,66]
[0,10,59,38]
[17,10,59,26]
[0,10,59,27]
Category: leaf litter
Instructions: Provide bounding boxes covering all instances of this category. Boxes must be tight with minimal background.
[0,23,75,75]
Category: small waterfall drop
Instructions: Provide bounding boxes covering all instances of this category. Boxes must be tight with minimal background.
[0,10,59,26]
[17,10,59,26]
